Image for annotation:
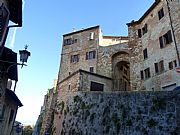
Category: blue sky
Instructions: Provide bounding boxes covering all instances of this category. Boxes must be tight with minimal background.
[7,0,154,125]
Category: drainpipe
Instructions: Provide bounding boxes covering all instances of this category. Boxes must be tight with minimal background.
[165,0,180,66]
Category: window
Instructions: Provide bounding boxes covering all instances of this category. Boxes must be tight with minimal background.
[138,29,142,38]
[174,60,177,67]
[158,8,164,20]
[169,60,177,70]
[90,81,104,91]
[144,68,151,79]
[86,51,96,60]
[143,48,148,59]
[169,61,173,70]
[155,63,159,73]
[159,60,164,72]
[89,32,94,40]
[64,38,78,46]
[140,68,151,80]
[90,67,94,73]
[68,85,71,90]
[70,54,79,63]
[159,30,173,48]
[140,70,144,80]
[0,105,5,119]
[142,24,148,35]
[8,109,14,124]
[124,68,127,75]
[154,60,164,74]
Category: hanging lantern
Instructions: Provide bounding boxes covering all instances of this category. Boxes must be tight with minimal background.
[19,45,31,67]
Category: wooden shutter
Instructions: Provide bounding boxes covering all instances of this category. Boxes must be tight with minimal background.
[138,29,142,38]
[159,36,164,48]
[154,63,159,73]
[167,30,173,43]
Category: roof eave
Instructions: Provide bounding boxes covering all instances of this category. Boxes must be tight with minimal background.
[127,0,161,27]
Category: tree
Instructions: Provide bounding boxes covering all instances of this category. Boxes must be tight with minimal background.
[23,125,33,135]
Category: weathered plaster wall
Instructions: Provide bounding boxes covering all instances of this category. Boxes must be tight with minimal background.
[100,37,128,46]
[55,89,180,135]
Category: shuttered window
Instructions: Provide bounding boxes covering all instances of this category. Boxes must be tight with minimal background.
[158,8,164,20]
[159,30,173,48]
[90,81,104,91]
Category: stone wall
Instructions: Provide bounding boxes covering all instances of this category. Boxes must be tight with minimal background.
[55,89,180,135]
[39,88,57,135]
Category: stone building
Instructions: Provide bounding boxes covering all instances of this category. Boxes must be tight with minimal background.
[127,0,180,91]
[0,0,23,134]
[58,25,129,92]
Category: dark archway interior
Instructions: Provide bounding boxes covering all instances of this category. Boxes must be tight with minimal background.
[113,61,130,91]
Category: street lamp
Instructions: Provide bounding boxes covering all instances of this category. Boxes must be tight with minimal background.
[0,45,31,74]
[19,45,31,68]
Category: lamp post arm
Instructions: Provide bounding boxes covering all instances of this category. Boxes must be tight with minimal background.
[0,59,27,73]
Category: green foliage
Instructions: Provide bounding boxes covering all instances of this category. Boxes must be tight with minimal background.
[73,108,78,115]
[105,126,110,133]
[66,105,69,112]
[121,108,127,120]
[23,125,33,135]
[102,117,106,126]
[112,113,119,125]
[100,98,104,103]
[58,101,65,114]
[152,97,166,111]
[147,118,158,128]
[84,110,90,120]
[171,127,179,135]
[90,113,96,123]
[141,127,148,135]
[103,106,110,116]
[37,116,43,131]
[47,111,55,134]
[74,95,82,103]
[126,119,132,126]
[80,102,86,109]
[64,110,67,116]
[80,102,93,110]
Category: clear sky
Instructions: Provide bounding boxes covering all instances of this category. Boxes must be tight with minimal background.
[6,0,154,125]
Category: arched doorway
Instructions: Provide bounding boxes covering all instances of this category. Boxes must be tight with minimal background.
[112,51,130,91]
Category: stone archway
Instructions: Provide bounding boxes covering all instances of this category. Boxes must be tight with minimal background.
[112,51,130,91]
